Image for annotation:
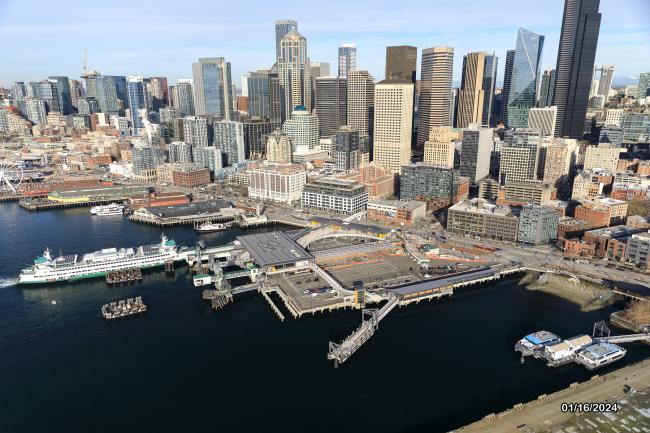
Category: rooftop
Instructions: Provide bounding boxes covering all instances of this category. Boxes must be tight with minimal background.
[584,225,644,239]
[390,267,497,297]
[449,199,518,217]
[237,231,313,267]
[144,200,232,217]
[368,199,426,210]
[631,231,650,240]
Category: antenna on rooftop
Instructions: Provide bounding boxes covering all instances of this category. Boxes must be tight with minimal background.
[83,48,88,75]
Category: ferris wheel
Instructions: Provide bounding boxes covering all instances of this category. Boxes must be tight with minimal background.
[0,158,23,194]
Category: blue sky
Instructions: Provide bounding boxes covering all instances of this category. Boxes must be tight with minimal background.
[1,0,649,89]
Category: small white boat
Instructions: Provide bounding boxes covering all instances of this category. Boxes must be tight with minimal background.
[193,274,213,287]
[90,203,125,216]
[195,221,229,233]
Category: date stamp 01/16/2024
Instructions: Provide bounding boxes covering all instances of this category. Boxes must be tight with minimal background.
[560,402,619,413]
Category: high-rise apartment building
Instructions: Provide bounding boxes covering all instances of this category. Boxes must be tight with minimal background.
[47,77,73,115]
[275,19,298,61]
[243,118,280,159]
[459,123,493,183]
[315,77,347,137]
[96,76,120,115]
[169,141,194,164]
[338,44,357,78]
[278,29,312,120]
[592,65,614,101]
[456,52,486,128]
[583,145,621,172]
[127,76,146,130]
[214,120,245,166]
[182,116,209,149]
[172,80,195,117]
[346,70,375,140]
[192,57,233,120]
[36,81,61,114]
[334,126,360,171]
[373,80,414,173]
[553,0,601,138]
[538,138,577,187]
[499,128,543,182]
[528,106,558,137]
[417,47,454,149]
[385,46,417,83]
[25,99,47,124]
[423,126,455,168]
[507,28,544,128]
[282,106,319,150]
[265,129,292,163]
[637,72,650,99]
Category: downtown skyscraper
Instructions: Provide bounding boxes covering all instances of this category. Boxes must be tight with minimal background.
[192,57,233,120]
[481,53,498,126]
[315,77,347,137]
[456,52,486,128]
[385,46,417,83]
[416,46,454,150]
[506,28,544,128]
[275,19,298,61]
[553,0,601,138]
[247,70,281,123]
[277,29,312,121]
[500,49,515,123]
[338,44,357,78]
[346,70,375,140]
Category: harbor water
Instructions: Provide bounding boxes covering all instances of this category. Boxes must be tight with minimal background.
[0,202,647,433]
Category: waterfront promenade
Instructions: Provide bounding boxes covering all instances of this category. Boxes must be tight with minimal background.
[456,358,650,432]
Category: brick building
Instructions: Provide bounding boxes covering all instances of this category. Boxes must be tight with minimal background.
[367,200,426,226]
[171,165,210,188]
[574,198,628,229]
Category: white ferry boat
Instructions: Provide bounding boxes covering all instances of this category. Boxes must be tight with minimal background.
[575,342,627,370]
[18,235,181,285]
[195,221,230,233]
[90,203,125,216]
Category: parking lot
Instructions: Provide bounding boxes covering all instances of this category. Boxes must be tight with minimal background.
[269,270,345,313]
[322,252,426,290]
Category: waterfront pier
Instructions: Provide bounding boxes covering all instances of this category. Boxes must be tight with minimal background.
[327,294,399,367]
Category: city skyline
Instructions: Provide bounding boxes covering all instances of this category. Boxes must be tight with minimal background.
[1,0,648,88]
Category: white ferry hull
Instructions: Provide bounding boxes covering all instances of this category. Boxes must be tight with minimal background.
[18,255,182,284]
[18,236,183,285]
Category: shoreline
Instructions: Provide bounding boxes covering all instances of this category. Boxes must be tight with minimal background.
[522,271,616,312]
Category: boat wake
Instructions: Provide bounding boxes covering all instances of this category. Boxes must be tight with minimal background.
[0,277,17,288]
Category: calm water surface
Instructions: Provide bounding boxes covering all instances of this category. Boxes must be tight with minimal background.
[0,203,646,433]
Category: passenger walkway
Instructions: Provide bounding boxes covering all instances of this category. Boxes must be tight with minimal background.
[327,294,399,366]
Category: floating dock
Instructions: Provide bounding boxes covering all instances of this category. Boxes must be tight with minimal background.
[515,322,649,370]
[102,297,147,319]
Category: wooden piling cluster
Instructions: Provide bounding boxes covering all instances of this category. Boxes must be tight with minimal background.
[202,289,233,310]
[102,296,147,319]
[105,268,142,284]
